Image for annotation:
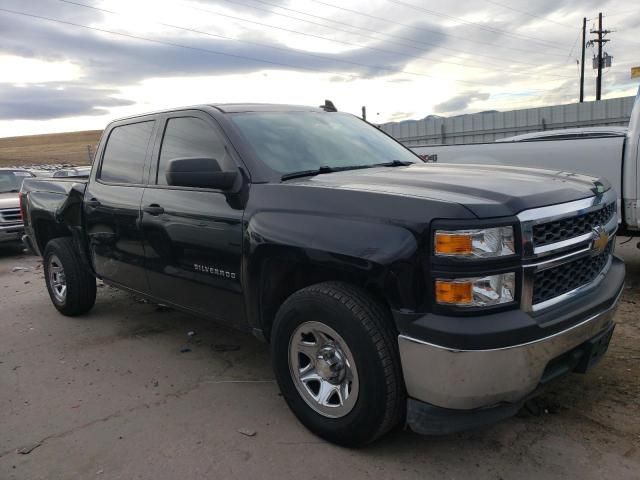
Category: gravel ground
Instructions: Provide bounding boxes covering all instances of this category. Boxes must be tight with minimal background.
[0,240,638,480]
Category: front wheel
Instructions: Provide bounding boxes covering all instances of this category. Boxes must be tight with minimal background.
[271,282,405,446]
[43,238,96,316]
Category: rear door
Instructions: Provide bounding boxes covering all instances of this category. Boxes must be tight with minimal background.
[84,118,156,293]
[140,111,246,324]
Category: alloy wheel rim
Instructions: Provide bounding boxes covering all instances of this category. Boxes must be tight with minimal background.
[288,321,359,418]
[48,254,67,303]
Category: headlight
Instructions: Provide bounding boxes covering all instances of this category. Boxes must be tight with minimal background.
[435,273,515,307]
[434,226,515,258]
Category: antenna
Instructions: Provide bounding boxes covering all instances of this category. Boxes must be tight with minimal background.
[320,100,337,112]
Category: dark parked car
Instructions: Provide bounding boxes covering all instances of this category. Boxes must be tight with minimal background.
[20,103,624,446]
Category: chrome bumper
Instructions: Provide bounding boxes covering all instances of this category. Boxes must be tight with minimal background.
[398,294,620,410]
[0,223,23,243]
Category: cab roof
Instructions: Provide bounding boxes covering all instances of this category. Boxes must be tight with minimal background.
[211,103,324,113]
[109,103,328,124]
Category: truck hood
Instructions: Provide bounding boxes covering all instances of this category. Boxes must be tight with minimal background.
[300,163,605,218]
[0,192,19,210]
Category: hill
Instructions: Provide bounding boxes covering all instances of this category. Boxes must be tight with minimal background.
[0,130,103,167]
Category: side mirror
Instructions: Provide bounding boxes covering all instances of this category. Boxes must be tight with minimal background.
[166,157,237,190]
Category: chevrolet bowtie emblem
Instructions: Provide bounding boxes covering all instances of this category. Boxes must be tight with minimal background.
[591,225,609,254]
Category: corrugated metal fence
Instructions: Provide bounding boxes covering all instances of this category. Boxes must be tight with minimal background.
[380,96,635,146]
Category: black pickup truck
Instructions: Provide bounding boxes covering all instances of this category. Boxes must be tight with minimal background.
[20,103,625,446]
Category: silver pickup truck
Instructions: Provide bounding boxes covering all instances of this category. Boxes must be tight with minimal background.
[413,86,640,237]
[0,168,34,245]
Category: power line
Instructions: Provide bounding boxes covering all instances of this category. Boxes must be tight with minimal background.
[383,0,565,49]
[220,0,568,59]
[58,0,573,79]
[58,0,498,77]
[1,6,559,89]
[565,26,582,64]
[310,0,564,50]
[482,0,574,28]
[177,0,571,70]
[604,9,640,18]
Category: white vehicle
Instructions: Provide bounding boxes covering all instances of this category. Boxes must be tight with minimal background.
[413,87,640,235]
[495,126,627,142]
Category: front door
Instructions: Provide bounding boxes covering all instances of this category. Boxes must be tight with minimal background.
[84,119,156,294]
[140,113,245,324]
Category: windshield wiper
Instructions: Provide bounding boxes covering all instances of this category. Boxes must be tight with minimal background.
[374,160,414,167]
[281,160,415,181]
[281,165,335,181]
[281,164,377,181]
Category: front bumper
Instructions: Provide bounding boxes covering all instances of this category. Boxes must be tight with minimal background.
[397,255,625,415]
[0,223,24,243]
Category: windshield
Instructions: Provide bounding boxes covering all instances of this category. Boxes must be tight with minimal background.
[230,112,421,176]
[0,170,32,193]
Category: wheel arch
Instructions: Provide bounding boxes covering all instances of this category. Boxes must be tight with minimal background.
[246,246,420,342]
[243,211,426,342]
[33,217,71,255]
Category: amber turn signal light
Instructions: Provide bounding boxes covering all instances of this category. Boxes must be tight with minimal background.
[434,232,472,255]
[435,280,473,305]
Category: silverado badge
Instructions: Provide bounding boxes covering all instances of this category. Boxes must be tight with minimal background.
[193,264,237,280]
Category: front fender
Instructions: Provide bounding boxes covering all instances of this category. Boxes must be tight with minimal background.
[244,211,426,335]
[247,211,418,264]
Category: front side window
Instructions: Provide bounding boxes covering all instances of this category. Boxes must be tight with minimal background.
[100,121,155,184]
[157,117,234,185]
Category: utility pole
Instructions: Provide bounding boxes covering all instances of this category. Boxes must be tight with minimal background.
[588,12,611,101]
[580,17,586,103]
[596,13,603,100]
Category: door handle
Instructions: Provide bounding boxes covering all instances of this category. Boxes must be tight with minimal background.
[143,204,165,216]
[86,198,101,208]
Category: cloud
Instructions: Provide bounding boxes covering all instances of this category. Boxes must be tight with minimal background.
[0,0,637,131]
[388,111,414,121]
[0,5,445,85]
[0,83,134,120]
[434,91,491,114]
[329,75,356,82]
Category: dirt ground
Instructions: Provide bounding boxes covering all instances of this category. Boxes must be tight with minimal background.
[0,240,638,480]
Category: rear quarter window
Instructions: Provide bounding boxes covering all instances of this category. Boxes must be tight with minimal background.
[99,121,155,184]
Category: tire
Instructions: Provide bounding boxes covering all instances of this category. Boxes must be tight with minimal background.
[43,237,96,316]
[271,282,405,446]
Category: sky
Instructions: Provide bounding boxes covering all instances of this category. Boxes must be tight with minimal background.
[0,0,638,137]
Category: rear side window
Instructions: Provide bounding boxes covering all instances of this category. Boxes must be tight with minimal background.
[156,117,235,185]
[100,121,155,184]
[0,170,33,193]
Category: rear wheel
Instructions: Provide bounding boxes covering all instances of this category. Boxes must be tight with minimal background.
[43,238,96,316]
[271,282,405,446]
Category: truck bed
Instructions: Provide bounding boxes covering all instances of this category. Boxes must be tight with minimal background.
[21,176,88,196]
[21,177,88,255]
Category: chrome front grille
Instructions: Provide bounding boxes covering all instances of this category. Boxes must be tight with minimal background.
[518,189,617,312]
[0,208,21,223]
[532,202,616,248]
[532,242,612,305]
